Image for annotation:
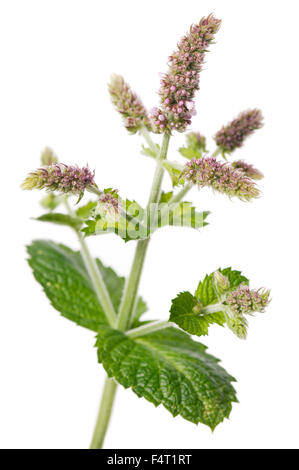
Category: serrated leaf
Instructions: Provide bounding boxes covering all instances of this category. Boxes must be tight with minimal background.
[35,213,83,230]
[96,325,237,429]
[27,240,147,330]
[170,292,225,336]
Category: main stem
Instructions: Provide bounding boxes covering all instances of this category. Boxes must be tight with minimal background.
[89,378,118,449]
[117,133,171,331]
[89,133,170,450]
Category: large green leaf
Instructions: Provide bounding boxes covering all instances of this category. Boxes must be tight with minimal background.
[27,240,147,330]
[170,268,249,337]
[96,325,237,429]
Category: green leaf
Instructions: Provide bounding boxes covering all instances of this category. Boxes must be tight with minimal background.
[27,240,147,330]
[170,292,225,336]
[141,144,160,158]
[178,133,207,160]
[76,200,97,219]
[96,325,237,429]
[163,161,185,186]
[170,268,249,337]
[178,147,202,159]
[35,213,83,230]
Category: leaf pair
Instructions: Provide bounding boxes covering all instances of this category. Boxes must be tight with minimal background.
[27,240,237,430]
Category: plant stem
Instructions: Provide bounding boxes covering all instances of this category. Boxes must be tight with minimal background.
[200,303,223,315]
[77,233,117,326]
[127,320,173,338]
[89,378,118,449]
[139,126,159,155]
[168,184,192,205]
[116,133,170,332]
[64,199,117,326]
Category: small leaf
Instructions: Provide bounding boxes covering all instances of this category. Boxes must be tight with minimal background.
[35,213,83,230]
[76,201,97,219]
[96,325,237,429]
[163,161,185,186]
[170,291,225,336]
[141,144,160,158]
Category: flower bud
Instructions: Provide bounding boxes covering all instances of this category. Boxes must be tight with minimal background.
[109,75,150,134]
[232,160,264,180]
[22,164,95,195]
[95,191,120,223]
[213,271,230,294]
[215,109,263,153]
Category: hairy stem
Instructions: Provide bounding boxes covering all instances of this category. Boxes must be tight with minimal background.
[168,184,192,205]
[64,199,117,326]
[116,133,170,332]
[127,320,173,338]
[89,378,118,449]
[139,126,159,155]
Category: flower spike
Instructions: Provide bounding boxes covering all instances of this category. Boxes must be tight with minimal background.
[151,13,221,134]
[231,160,264,180]
[109,75,151,134]
[22,163,95,195]
[181,156,260,201]
[215,109,263,154]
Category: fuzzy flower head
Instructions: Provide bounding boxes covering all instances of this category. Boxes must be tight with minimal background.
[40,147,58,166]
[226,285,271,316]
[215,109,263,153]
[22,164,95,195]
[182,156,260,201]
[224,284,271,339]
[109,75,150,134]
[96,191,120,223]
[151,14,221,134]
[232,160,264,180]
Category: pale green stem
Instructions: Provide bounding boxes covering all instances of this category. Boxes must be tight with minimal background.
[116,133,171,332]
[64,199,117,326]
[139,126,159,156]
[200,303,223,315]
[168,184,192,205]
[127,320,173,338]
[89,378,118,449]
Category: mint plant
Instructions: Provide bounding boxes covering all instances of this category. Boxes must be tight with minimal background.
[22,13,270,449]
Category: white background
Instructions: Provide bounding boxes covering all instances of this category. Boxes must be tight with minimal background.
[0,0,298,449]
